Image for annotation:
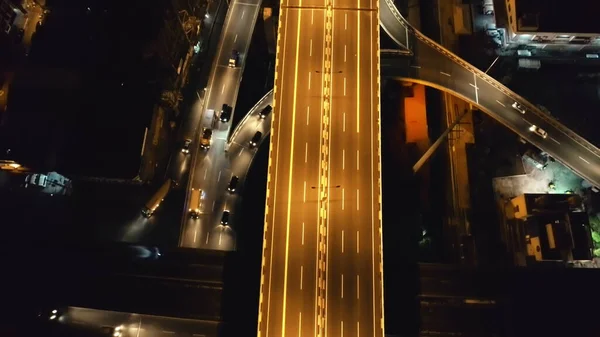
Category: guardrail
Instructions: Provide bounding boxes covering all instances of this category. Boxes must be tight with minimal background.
[227,90,274,143]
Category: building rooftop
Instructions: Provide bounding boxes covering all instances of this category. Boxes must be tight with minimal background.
[516,0,600,34]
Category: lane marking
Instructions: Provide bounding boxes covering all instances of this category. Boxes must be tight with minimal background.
[206,232,209,245]
[307,106,310,125]
[203,168,208,180]
[218,232,222,245]
[440,71,451,77]
[356,150,359,171]
[305,142,308,163]
[342,230,344,253]
[217,170,222,182]
[221,84,225,93]
[357,321,360,337]
[495,100,506,107]
[212,200,216,211]
[263,2,292,333]
[550,137,561,145]
[300,265,303,290]
[342,149,345,170]
[302,222,305,245]
[357,275,360,299]
[341,321,344,337]
[356,189,359,210]
[303,181,307,202]
[356,230,359,253]
[344,77,347,96]
[241,10,245,19]
[310,39,313,56]
[343,112,346,132]
[345,13,347,30]
[308,71,311,90]
[311,8,314,24]
[579,156,591,164]
[280,4,305,334]
[356,9,361,135]
[234,34,238,43]
[410,65,421,69]
[298,312,302,337]
[472,73,479,104]
[194,229,197,243]
[344,45,347,62]
[342,188,345,210]
[238,148,244,157]
[341,274,344,298]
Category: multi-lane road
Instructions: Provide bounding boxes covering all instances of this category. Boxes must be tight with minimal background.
[257,0,384,334]
[178,0,263,250]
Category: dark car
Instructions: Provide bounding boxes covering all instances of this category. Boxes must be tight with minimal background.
[221,211,230,225]
[181,138,192,153]
[259,105,272,119]
[220,104,232,122]
[228,50,239,67]
[228,175,239,193]
[249,131,263,148]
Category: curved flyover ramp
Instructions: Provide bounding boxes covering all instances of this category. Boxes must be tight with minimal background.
[227,0,600,194]
[378,0,600,187]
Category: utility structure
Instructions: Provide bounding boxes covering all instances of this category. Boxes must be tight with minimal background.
[413,108,470,174]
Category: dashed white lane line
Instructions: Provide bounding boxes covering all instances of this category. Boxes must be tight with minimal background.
[579,156,591,164]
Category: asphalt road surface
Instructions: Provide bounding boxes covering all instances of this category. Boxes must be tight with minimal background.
[257,0,384,334]
[378,2,600,187]
[61,306,220,337]
[178,0,263,250]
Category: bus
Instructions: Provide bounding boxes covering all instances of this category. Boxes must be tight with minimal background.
[189,188,204,218]
[141,180,171,218]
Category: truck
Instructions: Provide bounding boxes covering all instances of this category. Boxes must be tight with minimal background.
[518,58,541,70]
[188,188,204,218]
[25,173,48,188]
[200,128,212,150]
[482,0,494,15]
[141,179,171,218]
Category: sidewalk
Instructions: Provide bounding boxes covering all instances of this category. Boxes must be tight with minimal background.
[138,0,227,182]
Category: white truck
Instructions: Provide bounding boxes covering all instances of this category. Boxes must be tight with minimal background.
[482,0,494,15]
[25,173,48,187]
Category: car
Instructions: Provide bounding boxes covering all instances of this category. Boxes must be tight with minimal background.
[220,104,232,122]
[101,325,123,337]
[181,138,192,153]
[528,124,548,139]
[511,102,526,114]
[228,175,239,193]
[229,50,240,67]
[200,128,212,149]
[221,210,230,226]
[259,105,272,119]
[249,131,262,148]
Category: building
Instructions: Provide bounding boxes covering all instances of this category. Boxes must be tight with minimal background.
[505,193,593,266]
[0,0,26,36]
[0,0,205,179]
[503,0,600,45]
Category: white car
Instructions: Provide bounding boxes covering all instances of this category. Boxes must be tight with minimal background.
[512,102,526,114]
[529,125,548,139]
